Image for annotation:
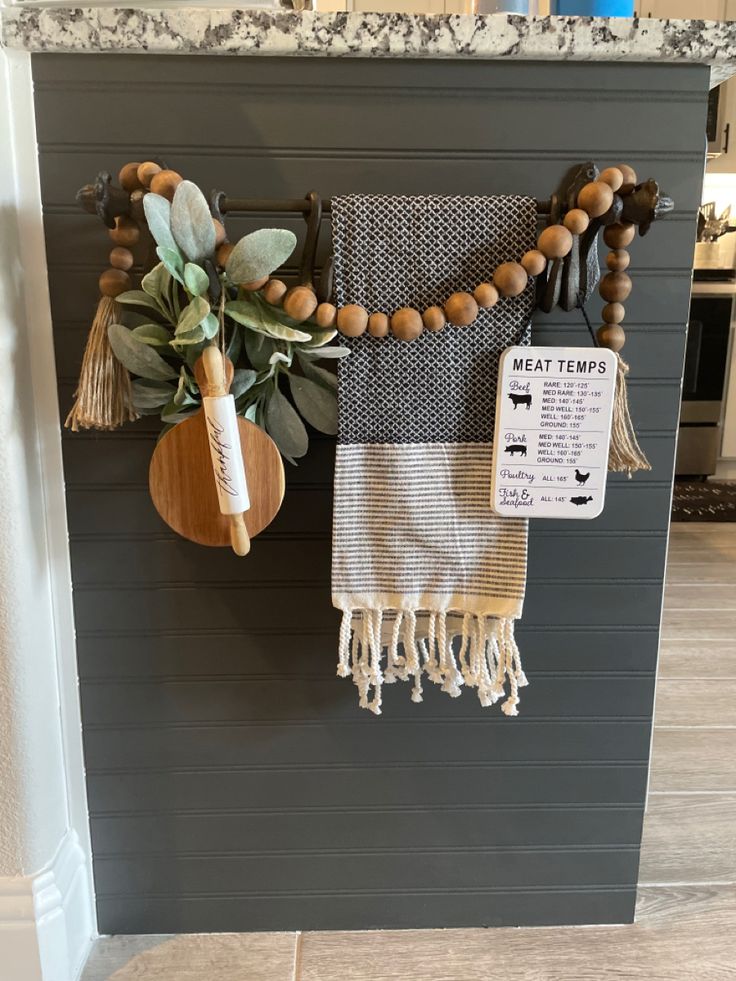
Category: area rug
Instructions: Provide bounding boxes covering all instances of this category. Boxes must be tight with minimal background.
[671,480,736,522]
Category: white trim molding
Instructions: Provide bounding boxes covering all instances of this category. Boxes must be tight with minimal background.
[0,46,95,981]
[0,833,93,981]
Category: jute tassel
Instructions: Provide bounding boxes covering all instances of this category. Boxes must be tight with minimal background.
[608,353,650,478]
[64,296,138,431]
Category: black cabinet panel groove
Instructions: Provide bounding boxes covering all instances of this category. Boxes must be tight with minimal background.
[32,52,704,934]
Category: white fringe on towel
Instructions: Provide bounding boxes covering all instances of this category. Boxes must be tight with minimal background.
[337,608,528,717]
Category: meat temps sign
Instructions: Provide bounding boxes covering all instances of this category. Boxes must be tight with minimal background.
[490,346,617,519]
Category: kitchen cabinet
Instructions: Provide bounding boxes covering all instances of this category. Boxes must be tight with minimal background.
[635,1,727,17]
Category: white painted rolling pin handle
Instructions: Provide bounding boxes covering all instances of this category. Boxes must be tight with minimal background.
[202,345,251,557]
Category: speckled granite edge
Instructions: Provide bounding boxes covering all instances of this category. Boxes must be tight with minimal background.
[3,9,736,84]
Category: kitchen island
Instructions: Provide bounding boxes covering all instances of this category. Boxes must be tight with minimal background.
[1,5,732,943]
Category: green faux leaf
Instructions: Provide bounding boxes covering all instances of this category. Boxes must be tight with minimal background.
[161,400,198,425]
[298,345,350,360]
[141,262,169,303]
[143,192,178,254]
[297,353,338,390]
[184,339,209,367]
[108,323,178,381]
[176,295,210,336]
[226,298,311,343]
[201,312,219,340]
[172,325,206,346]
[264,384,308,459]
[242,330,274,370]
[174,368,199,409]
[288,373,338,435]
[132,323,172,346]
[230,368,257,399]
[184,262,210,297]
[170,180,216,263]
[225,228,296,285]
[156,246,185,285]
[116,290,163,314]
[131,378,177,409]
[302,327,338,348]
[244,402,259,423]
[225,324,242,363]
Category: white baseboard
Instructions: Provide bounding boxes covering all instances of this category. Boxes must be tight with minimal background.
[0,831,94,981]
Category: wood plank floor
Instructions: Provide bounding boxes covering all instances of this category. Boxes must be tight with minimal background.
[81,523,736,981]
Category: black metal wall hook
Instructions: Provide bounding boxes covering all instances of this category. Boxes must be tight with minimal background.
[300,190,323,289]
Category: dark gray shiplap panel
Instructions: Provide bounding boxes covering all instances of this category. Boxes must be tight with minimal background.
[32,52,706,934]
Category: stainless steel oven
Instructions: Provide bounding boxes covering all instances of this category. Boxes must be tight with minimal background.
[676,295,732,477]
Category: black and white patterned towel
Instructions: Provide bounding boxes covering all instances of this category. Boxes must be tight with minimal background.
[331,195,537,715]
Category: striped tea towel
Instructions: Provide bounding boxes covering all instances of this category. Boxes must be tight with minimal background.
[331,194,537,715]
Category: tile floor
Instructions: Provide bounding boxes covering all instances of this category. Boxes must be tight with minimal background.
[81,522,736,980]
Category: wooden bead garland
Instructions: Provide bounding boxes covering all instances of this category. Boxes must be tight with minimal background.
[391,307,424,341]
[422,306,446,332]
[563,208,590,235]
[493,263,527,298]
[473,283,499,309]
[283,286,318,322]
[521,250,547,277]
[537,225,574,260]
[316,302,337,329]
[368,312,390,337]
[337,304,369,337]
[240,160,647,349]
[577,181,614,218]
[149,169,183,201]
[445,292,478,326]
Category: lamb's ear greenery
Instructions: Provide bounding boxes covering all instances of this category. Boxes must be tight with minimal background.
[102,195,348,460]
[170,180,216,263]
[225,228,296,285]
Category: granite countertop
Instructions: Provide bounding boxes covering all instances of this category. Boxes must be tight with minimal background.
[3,8,736,85]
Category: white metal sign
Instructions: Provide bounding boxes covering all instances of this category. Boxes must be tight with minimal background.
[490,346,617,519]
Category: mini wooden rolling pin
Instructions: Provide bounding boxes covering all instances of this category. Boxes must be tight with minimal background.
[201,345,251,556]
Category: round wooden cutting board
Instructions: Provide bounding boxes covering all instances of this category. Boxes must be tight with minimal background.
[149,354,285,548]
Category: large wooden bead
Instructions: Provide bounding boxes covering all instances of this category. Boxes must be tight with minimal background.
[606,250,630,272]
[597,167,624,191]
[577,181,614,218]
[603,222,636,249]
[109,246,134,271]
[316,302,337,329]
[445,291,479,326]
[493,262,528,298]
[118,162,143,193]
[617,164,638,186]
[109,216,140,248]
[241,276,269,292]
[597,323,626,352]
[599,271,632,303]
[149,169,183,201]
[473,283,499,308]
[137,161,162,189]
[368,312,390,338]
[602,302,625,324]
[283,285,318,322]
[216,242,234,268]
[563,208,590,235]
[521,250,547,277]
[99,268,131,298]
[391,307,424,342]
[537,226,574,260]
[262,279,288,306]
[337,304,369,337]
[422,306,446,332]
